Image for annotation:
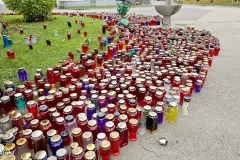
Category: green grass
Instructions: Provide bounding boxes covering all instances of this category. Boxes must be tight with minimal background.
[0,15,105,89]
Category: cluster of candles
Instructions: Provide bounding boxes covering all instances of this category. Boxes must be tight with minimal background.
[0,12,220,160]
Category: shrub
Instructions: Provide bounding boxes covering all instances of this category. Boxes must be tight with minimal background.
[3,0,55,22]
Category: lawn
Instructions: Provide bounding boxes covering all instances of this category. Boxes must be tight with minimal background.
[0,15,104,89]
[183,0,240,6]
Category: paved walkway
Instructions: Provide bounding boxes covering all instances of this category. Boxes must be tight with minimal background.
[2,4,240,160]
[55,5,240,160]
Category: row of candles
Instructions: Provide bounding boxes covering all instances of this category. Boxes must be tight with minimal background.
[1,12,220,160]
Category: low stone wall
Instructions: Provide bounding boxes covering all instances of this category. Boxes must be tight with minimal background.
[57,0,117,8]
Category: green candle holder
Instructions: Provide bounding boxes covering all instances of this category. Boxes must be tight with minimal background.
[116,0,130,27]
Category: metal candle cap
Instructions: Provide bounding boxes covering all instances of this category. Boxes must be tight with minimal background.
[31,130,43,141]
[88,120,97,127]
[72,128,82,137]
[86,144,96,151]
[82,132,93,141]
[109,131,120,140]
[56,148,67,158]
[84,151,96,160]
[97,133,106,141]
[100,140,111,150]
[117,122,127,131]
[16,138,27,147]
[4,143,15,152]
[72,147,83,156]
[71,142,79,150]
[129,118,138,126]
[35,150,47,160]
[47,156,57,160]
[21,152,32,160]
[51,135,61,143]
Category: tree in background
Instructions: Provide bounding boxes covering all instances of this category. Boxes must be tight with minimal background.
[3,0,55,22]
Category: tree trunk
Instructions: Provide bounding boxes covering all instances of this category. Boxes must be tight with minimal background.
[0,14,3,36]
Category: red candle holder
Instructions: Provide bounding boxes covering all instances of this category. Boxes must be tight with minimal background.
[84,31,88,37]
[7,50,15,59]
[26,100,38,118]
[43,24,47,29]
[67,33,71,40]
[128,118,138,141]
[100,140,111,160]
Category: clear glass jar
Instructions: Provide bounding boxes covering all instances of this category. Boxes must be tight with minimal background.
[0,116,12,133]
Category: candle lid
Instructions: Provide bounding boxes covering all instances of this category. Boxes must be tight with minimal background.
[26,100,36,107]
[49,107,57,113]
[63,105,73,114]
[31,130,43,141]
[143,105,151,111]
[24,89,32,94]
[63,98,70,104]
[98,96,106,100]
[71,142,79,150]
[38,96,46,101]
[35,150,47,160]
[39,105,48,112]
[16,138,27,146]
[148,111,157,118]
[56,117,65,124]
[155,107,163,113]
[17,85,25,89]
[72,128,82,137]
[169,102,178,107]
[4,155,16,160]
[2,133,13,141]
[144,96,152,101]
[82,131,93,141]
[46,95,54,101]
[100,107,108,114]
[47,156,57,160]
[1,96,10,102]
[30,119,39,126]
[56,148,67,158]
[106,114,114,121]
[119,114,128,122]
[21,152,32,160]
[97,133,106,141]
[72,147,83,156]
[119,105,127,111]
[23,129,32,136]
[84,151,96,160]
[128,108,137,114]
[51,135,61,143]
[109,131,120,140]
[4,80,13,85]
[100,140,111,150]
[117,122,127,131]
[129,118,138,126]
[4,143,15,152]
[0,117,10,123]
[107,103,115,109]
[97,112,105,119]
[136,106,142,112]
[87,104,95,109]
[40,119,50,127]
[52,112,60,119]
[13,112,22,120]
[88,120,97,127]
[105,121,114,128]
[86,144,96,151]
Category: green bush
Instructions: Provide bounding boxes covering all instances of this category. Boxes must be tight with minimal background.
[3,0,55,22]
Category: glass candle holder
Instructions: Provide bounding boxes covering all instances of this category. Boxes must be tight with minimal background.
[39,105,50,121]
[97,96,107,110]
[30,119,40,131]
[71,147,84,160]
[26,100,38,118]
[87,104,96,120]
[99,140,111,160]
[16,138,28,157]
[104,121,115,138]
[14,93,26,111]
[154,107,163,124]
[4,143,16,156]
[146,112,158,134]
[31,130,48,154]
[0,116,12,133]
[64,115,77,135]
[35,150,48,160]
[109,131,120,156]
[77,114,88,134]
[88,120,98,142]
[56,148,69,160]
[72,128,83,148]
[50,135,64,156]
[61,130,71,147]
[56,117,66,134]
[84,151,96,160]
[116,122,128,147]
[97,112,106,133]
[24,89,34,101]
[12,112,24,131]
[86,144,97,160]
[82,131,93,151]
[182,96,191,116]
[20,152,32,160]
[40,119,52,135]
[22,129,33,150]
[128,118,138,141]
[166,102,178,123]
